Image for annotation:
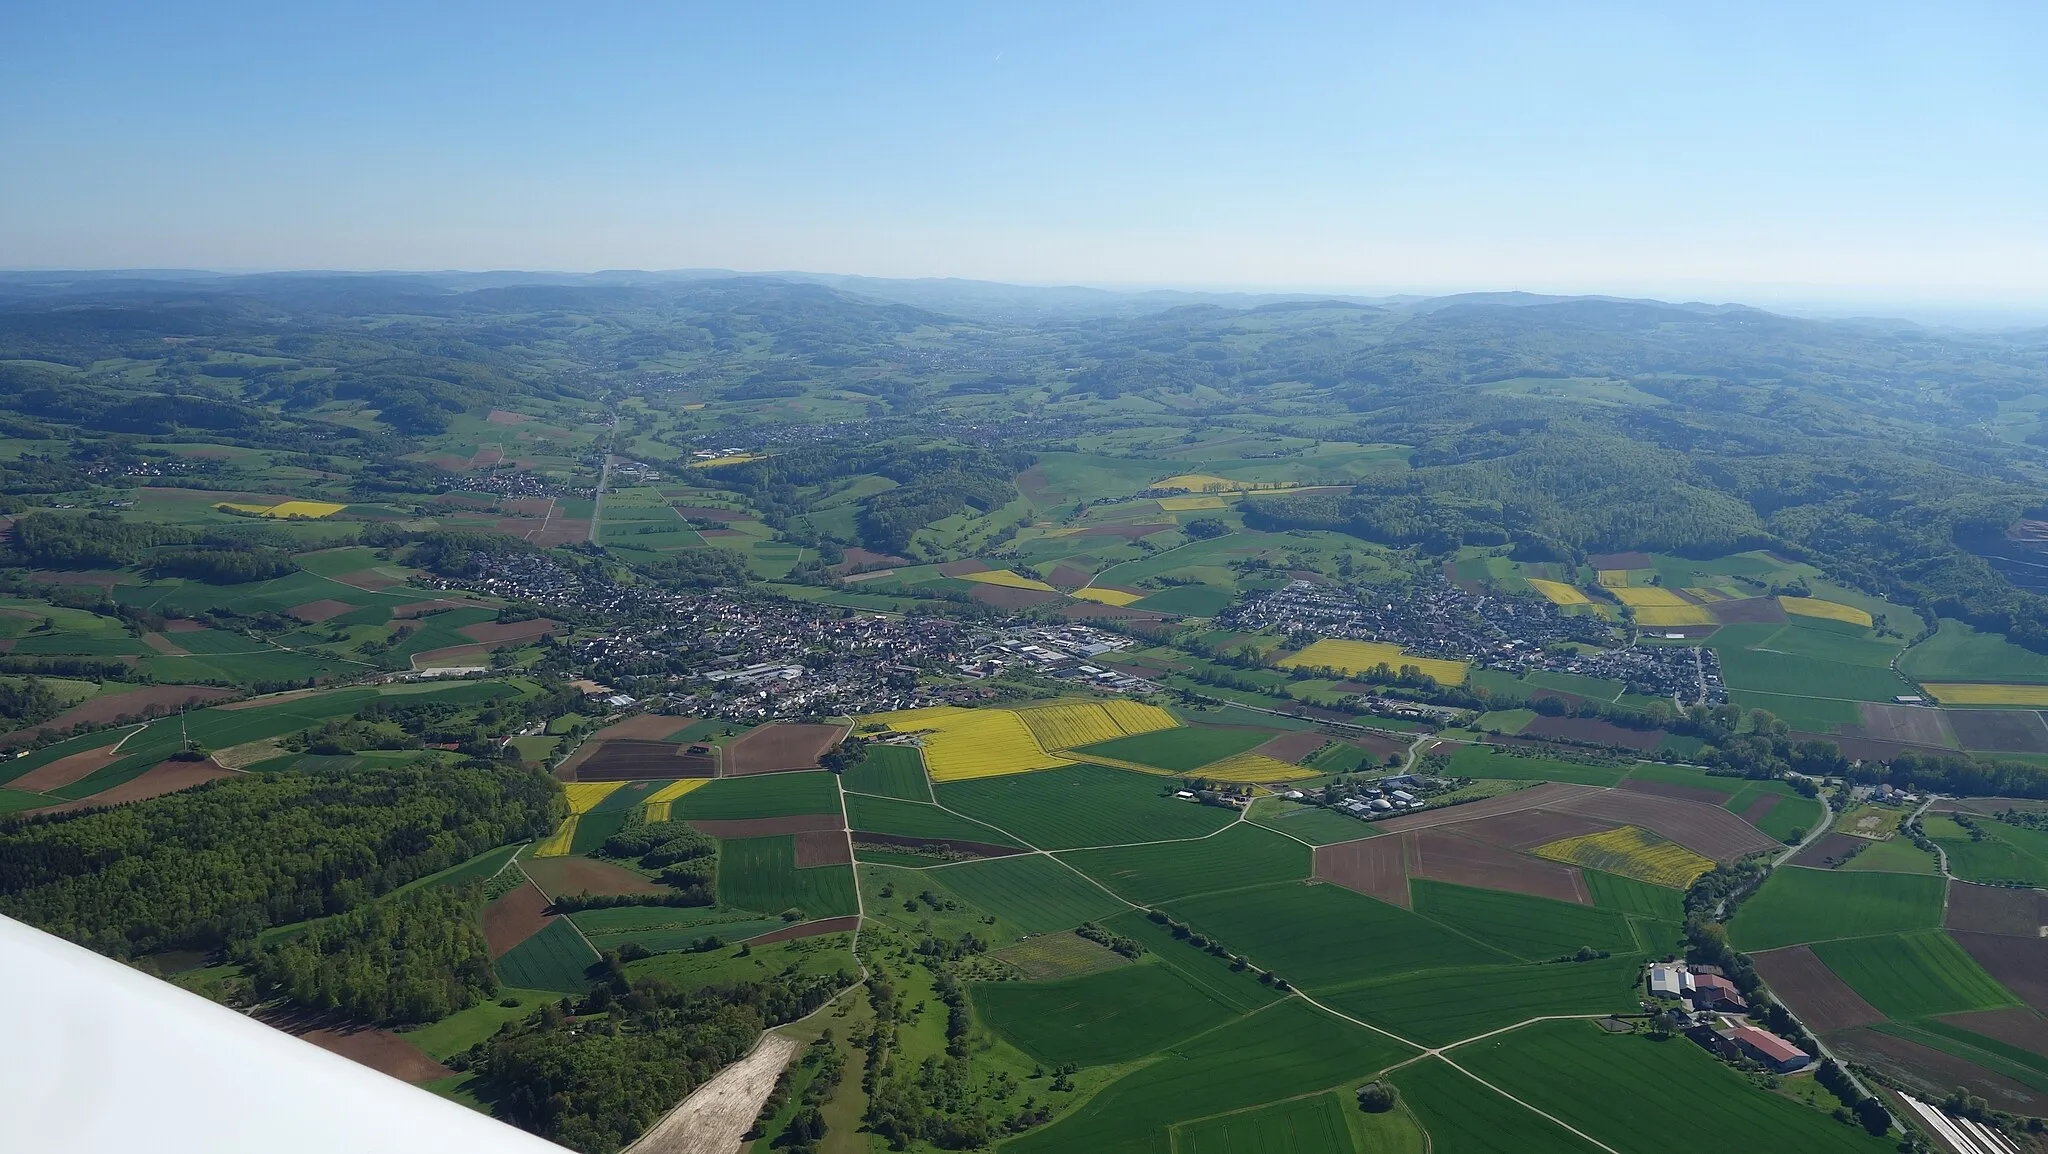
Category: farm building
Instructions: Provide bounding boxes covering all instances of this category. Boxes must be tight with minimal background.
[1689,973,1747,1012]
[1648,964,1691,999]
[1721,1026,1811,1072]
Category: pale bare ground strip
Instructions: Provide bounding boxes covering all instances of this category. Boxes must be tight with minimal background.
[626,1031,801,1154]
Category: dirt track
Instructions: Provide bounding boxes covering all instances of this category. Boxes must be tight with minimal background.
[627,1031,801,1154]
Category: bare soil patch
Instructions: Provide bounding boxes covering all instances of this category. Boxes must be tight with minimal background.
[1048,565,1092,590]
[1313,835,1410,908]
[529,520,590,547]
[1251,730,1329,764]
[1586,552,1653,569]
[521,856,671,900]
[1740,794,1781,824]
[334,568,407,591]
[161,618,208,633]
[937,559,992,577]
[970,583,1062,609]
[588,714,695,741]
[9,745,126,793]
[850,832,1026,859]
[1550,789,1780,861]
[625,1032,801,1154]
[486,409,531,425]
[30,570,121,588]
[1618,777,1734,806]
[140,632,189,656]
[1829,1027,2046,1113]
[1524,715,1665,751]
[296,1026,452,1085]
[1954,932,2048,1014]
[1940,1008,2048,1059]
[1946,883,2047,938]
[288,598,357,623]
[744,917,860,946]
[1404,829,1589,905]
[1371,782,1601,836]
[1709,597,1788,624]
[1950,710,2048,753]
[504,497,555,517]
[457,617,558,645]
[0,685,233,747]
[563,739,713,781]
[1449,808,1618,850]
[1753,945,1887,1031]
[1854,702,1960,749]
[722,723,849,776]
[794,830,853,867]
[484,881,553,958]
[39,759,240,813]
[1340,730,1410,763]
[689,813,845,838]
[410,643,492,668]
[1790,832,1871,869]
[839,547,908,568]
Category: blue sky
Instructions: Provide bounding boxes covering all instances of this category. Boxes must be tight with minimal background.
[3,2,2045,307]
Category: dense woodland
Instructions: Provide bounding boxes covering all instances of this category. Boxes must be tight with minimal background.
[244,884,495,1023]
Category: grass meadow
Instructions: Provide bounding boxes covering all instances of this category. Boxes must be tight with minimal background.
[936,763,1234,849]
[714,836,859,918]
[971,960,1240,1067]
[1166,881,1510,990]
[841,744,931,800]
[927,853,1124,936]
[1407,880,1638,962]
[1059,823,1309,905]
[1727,867,1945,951]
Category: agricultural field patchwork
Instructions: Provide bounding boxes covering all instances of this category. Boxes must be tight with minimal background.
[858,705,1072,781]
[1811,929,2019,1018]
[937,762,1235,849]
[1531,824,1714,888]
[1014,698,1178,751]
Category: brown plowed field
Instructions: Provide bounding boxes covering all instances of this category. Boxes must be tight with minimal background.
[1853,702,1960,749]
[458,618,558,645]
[1954,933,2048,1013]
[410,643,492,668]
[937,559,991,577]
[722,723,849,776]
[32,759,241,814]
[1313,835,1410,908]
[971,584,1063,609]
[159,617,207,633]
[1404,830,1589,905]
[1048,565,1092,589]
[288,599,357,623]
[1949,710,2048,753]
[1447,808,1617,850]
[745,915,860,945]
[573,740,717,781]
[690,813,845,838]
[1945,883,2047,937]
[1829,1027,2046,1113]
[1619,777,1734,806]
[1251,731,1329,764]
[1710,597,1788,624]
[9,745,126,792]
[1586,552,1653,569]
[851,832,1026,859]
[1753,945,1886,1031]
[296,1027,452,1085]
[1740,794,1781,823]
[1523,716,1664,752]
[587,714,695,741]
[521,856,670,900]
[1550,789,1780,861]
[1791,832,1870,869]
[1342,731,1411,763]
[1369,782,1601,836]
[486,409,531,424]
[0,685,233,746]
[794,830,853,866]
[484,881,553,958]
[140,632,188,655]
[1941,1008,2048,1059]
[390,599,477,618]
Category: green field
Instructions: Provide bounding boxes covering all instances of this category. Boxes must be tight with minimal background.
[844,792,1020,845]
[494,918,597,993]
[1582,869,1686,920]
[1003,999,1414,1154]
[936,763,1235,850]
[715,836,859,918]
[841,744,930,800]
[1247,799,1376,845]
[1901,618,2048,684]
[1444,745,1627,787]
[397,987,562,1061]
[1454,1020,1891,1153]
[1167,881,1509,990]
[1173,1091,1357,1154]
[1727,866,1946,951]
[922,853,1124,936]
[1931,818,2048,886]
[1408,880,1636,962]
[678,770,842,820]
[569,904,788,953]
[1711,623,1913,704]
[1128,584,1235,616]
[1059,824,1308,905]
[1099,910,1281,1015]
[1392,1059,1586,1154]
[972,960,1239,1067]
[1317,953,1646,1047]
[1812,930,2019,1017]
[1838,836,1941,874]
[1075,725,1272,771]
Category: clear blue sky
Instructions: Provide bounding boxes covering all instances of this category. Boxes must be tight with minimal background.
[3,1,2045,306]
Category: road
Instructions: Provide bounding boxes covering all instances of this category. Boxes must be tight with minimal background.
[587,407,618,545]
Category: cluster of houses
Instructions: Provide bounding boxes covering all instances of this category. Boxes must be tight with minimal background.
[954,626,1163,696]
[1648,963,1811,1073]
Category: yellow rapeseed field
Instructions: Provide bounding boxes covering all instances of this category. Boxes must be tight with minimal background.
[1016,699,1180,750]
[1156,473,1238,492]
[1070,586,1145,606]
[1276,638,1468,685]
[688,454,764,468]
[1526,579,1591,606]
[1158,496,1228,511]
[533,815,579,858]
[858,706,1071,781]
[1778,596,1874,629]
[1532,825,1713,888]
[217,499,347,519]
[1607,586,1692,608]
[1193,751,1313,783]
[642,778,709,822]
[1922,683,2048,706]
[1633,605,1717,626]
[958,569,1057,592]
[564,781,626,814]
[1100,699,1178,736]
